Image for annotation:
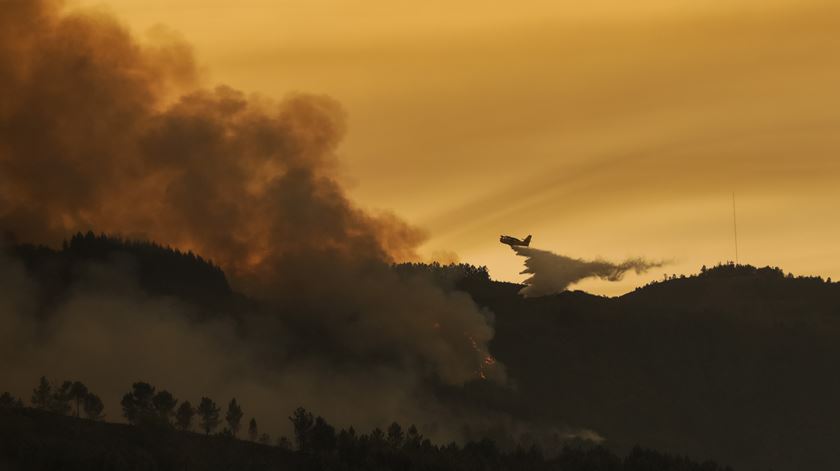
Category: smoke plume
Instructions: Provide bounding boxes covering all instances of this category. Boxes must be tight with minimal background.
[0,0,508,440]
[513,246,662,297]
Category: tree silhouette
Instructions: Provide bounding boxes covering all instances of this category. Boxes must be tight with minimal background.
[336,428,355,462]
[153,390,178,426]
[50,381,72,415]
[370,427,385,444]
[276,436,292,450]
[248,417,258,442]
[121,382,156,425]
[175,401,195,431]
[310,416,337,453]
[225,398,244,437]
[68,381,88,417]
[31,376,51,410]
[83,393,105,420]
[289,407,315,452]
[387,422,404,448]
[405,424,422,448]
[0,392,23,408]
[197,397,221,435]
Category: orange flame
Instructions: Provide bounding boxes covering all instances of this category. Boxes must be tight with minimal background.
[466,334,497,380]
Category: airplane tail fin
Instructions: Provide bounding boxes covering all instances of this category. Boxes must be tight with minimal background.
[523,235,532,246]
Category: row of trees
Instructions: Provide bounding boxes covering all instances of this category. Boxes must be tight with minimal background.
[119,381,274,444]
[0,391,24,408]
[4,378,276,444]
[279,407,734,471]
[114,394,478,457]
[0,394,417,455]
[27,376,104,420]
[4,378,277,444]
[288,406,425,455]
[5,379,591,458]
[3,380,733,470]
[634,262,837,291]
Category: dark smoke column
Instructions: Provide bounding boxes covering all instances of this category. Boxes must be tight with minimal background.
[0,0,506,436]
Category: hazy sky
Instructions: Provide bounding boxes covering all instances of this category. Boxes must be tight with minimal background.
[73,0,840,294]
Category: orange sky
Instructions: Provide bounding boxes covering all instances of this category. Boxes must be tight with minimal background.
[74,0,840,295]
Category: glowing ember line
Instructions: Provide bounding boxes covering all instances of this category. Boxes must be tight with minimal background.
[466,334,497,380]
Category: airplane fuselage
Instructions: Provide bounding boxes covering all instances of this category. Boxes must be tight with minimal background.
[500,234,531,247]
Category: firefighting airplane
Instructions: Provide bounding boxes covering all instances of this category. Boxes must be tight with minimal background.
[499,234,532,247]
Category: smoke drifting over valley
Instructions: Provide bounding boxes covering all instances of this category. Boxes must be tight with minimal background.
[513,246,662,297]
[0,0,509,440]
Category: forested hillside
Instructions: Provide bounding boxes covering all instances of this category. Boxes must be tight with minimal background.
[5,237,839,470]
[450,263,840,471]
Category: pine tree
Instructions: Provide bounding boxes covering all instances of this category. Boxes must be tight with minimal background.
[311,416,337,453]
[0,392,23,408]
[31,376,51,410]
[69,381,88,417]
[248,417,258,441]
[276,436,292,450]
[153,390,178,426]
[225,398,244,437]
[289,407,315,452]
[175,401,195,431]
[83,393,105,420]
[121,382,156,425]
[387,422,404,448]
[406,424,422,448]
[50,381,72,415]
[197,397,220,435]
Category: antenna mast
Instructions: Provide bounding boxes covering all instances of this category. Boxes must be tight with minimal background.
[732,192,739,265]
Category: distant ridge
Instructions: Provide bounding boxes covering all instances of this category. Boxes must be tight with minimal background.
[8,232,235,316]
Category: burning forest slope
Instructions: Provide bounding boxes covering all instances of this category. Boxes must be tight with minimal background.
[4,240,839,470]
[456,263,840,471]
[8,232,244,318]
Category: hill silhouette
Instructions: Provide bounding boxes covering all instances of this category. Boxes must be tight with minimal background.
[442,262,840,471]
[0,405,731,471]
[0,406,302,471]
[3,238,838,470]
[8,232,243,318]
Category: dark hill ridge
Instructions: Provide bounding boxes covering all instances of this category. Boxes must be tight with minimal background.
[621,263,840,317]
[0,406,302,471]
[446,263,840,471]
[0,406,732,471]
[8,232,240,317]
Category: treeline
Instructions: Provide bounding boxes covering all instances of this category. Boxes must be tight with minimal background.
[641,262,835,288]
[118,381,275,443]
[393,262,491,289]
[62,231,226,277]
[0,378,280,445]
[2,376,106,420]
[275,407,734,471]
[2,378,734,471]
[8,232,235,314]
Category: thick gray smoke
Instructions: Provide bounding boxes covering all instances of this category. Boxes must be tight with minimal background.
[513,246,662,297]
[0,249,503,441]
[0,0,510,443]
